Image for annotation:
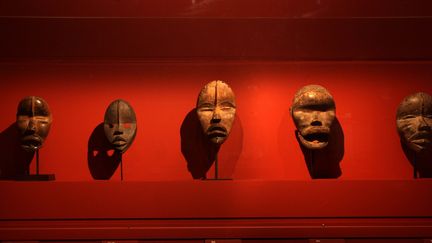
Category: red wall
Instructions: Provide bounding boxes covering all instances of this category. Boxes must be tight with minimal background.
[1,1,432,240]
[1,60,431,181]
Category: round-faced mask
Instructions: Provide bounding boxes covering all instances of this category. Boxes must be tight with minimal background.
[396,92,432,153]
[103,99,137,153]
[196,80,236,145]
[291,85,336,150]
[16,96,52,152]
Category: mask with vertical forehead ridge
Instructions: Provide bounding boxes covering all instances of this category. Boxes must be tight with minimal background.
[396,92,432,153]
[196,80,236,145]
[104,99,137,153]
[291,85,336,150]
[16,96,52,152]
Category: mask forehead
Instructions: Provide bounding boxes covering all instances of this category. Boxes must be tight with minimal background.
[17,96,51,118]
[292,85,335,111]
[397,92,432,118]
[197,80,236,107]
[104,100,137,124]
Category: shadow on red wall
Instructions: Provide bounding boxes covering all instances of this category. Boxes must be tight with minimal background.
[87,122,122,180]
[401,141,432,178]
[297,118,344,179]
[181,108,243,179]
[0,123,34,179]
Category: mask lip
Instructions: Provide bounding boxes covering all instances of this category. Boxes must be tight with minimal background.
[112,136,127,142]
[297,126,331,149]
[407,133,432,151]
[20,135,43,151]
[297,133,329,149]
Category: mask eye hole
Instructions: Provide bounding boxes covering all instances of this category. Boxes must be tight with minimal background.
[402,115,416,119]
[107,150,114,157]
[109,123,114,128]
[198,103,214,112]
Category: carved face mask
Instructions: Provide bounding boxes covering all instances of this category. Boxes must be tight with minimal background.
[104,99,137,153]
[291,85,336,150]
[16,96,52,152]
[196,80,236,145]
[396,92,432,153]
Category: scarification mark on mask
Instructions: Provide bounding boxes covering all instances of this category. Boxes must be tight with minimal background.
[117,100,120,126]
[31,96,35,117]
[420,93,429,127]
[214,80,218,106]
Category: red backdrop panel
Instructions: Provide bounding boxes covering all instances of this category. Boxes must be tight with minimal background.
[0,61,431,181]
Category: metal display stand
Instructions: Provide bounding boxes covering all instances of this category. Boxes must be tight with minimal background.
[15,150,55,181]
[206,151,232,181]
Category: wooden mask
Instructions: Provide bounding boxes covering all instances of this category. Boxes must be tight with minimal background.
[16,96,52,152]
[196,80,236,145]
[291,85,336,150]
[397,92,432,153]
[103,99,137,153]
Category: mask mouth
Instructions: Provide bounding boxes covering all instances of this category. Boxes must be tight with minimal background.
[112,136,127,147]
[303,132,329,143]
[298,127,330,149]
[21,135,43,151]
[410,132,431,140]
[207,126,228,143]
[408,132,432,149]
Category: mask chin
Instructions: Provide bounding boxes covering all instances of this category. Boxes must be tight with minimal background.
[111,141,130,153]
[208,133,227,145]
[20,144,39,152]
[20,137,43,152]
[407,140,432,153]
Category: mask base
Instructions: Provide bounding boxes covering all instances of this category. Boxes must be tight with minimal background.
[13,174,55,181]
[13,149,55,181]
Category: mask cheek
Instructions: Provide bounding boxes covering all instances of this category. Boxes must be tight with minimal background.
[122,131,132,144]
[321,111,335,126]
[38,124,51,140]
[197,113,211,130]
[222,112,235,128]
[293,111,308,128]
[397,120,413,140]
[17,124,27,134]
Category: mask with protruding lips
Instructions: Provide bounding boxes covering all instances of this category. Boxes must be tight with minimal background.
[396,92,432,153]
[291,85,336,150]
[196,80,236,145]
[104,99,137,153]
[16,96,52,152]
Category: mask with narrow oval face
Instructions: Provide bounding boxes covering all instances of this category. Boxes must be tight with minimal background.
[196,80,236,145]
[16,96,52,152]
[396,92,432,153]
[291,85,336,150]
[103,99,137,153]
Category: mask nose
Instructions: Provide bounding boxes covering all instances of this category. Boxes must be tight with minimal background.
[418,116,431,131]
[113,124,124,135]
[311,120,322,126]
[26,118,37,133]
[211,108,222,124]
